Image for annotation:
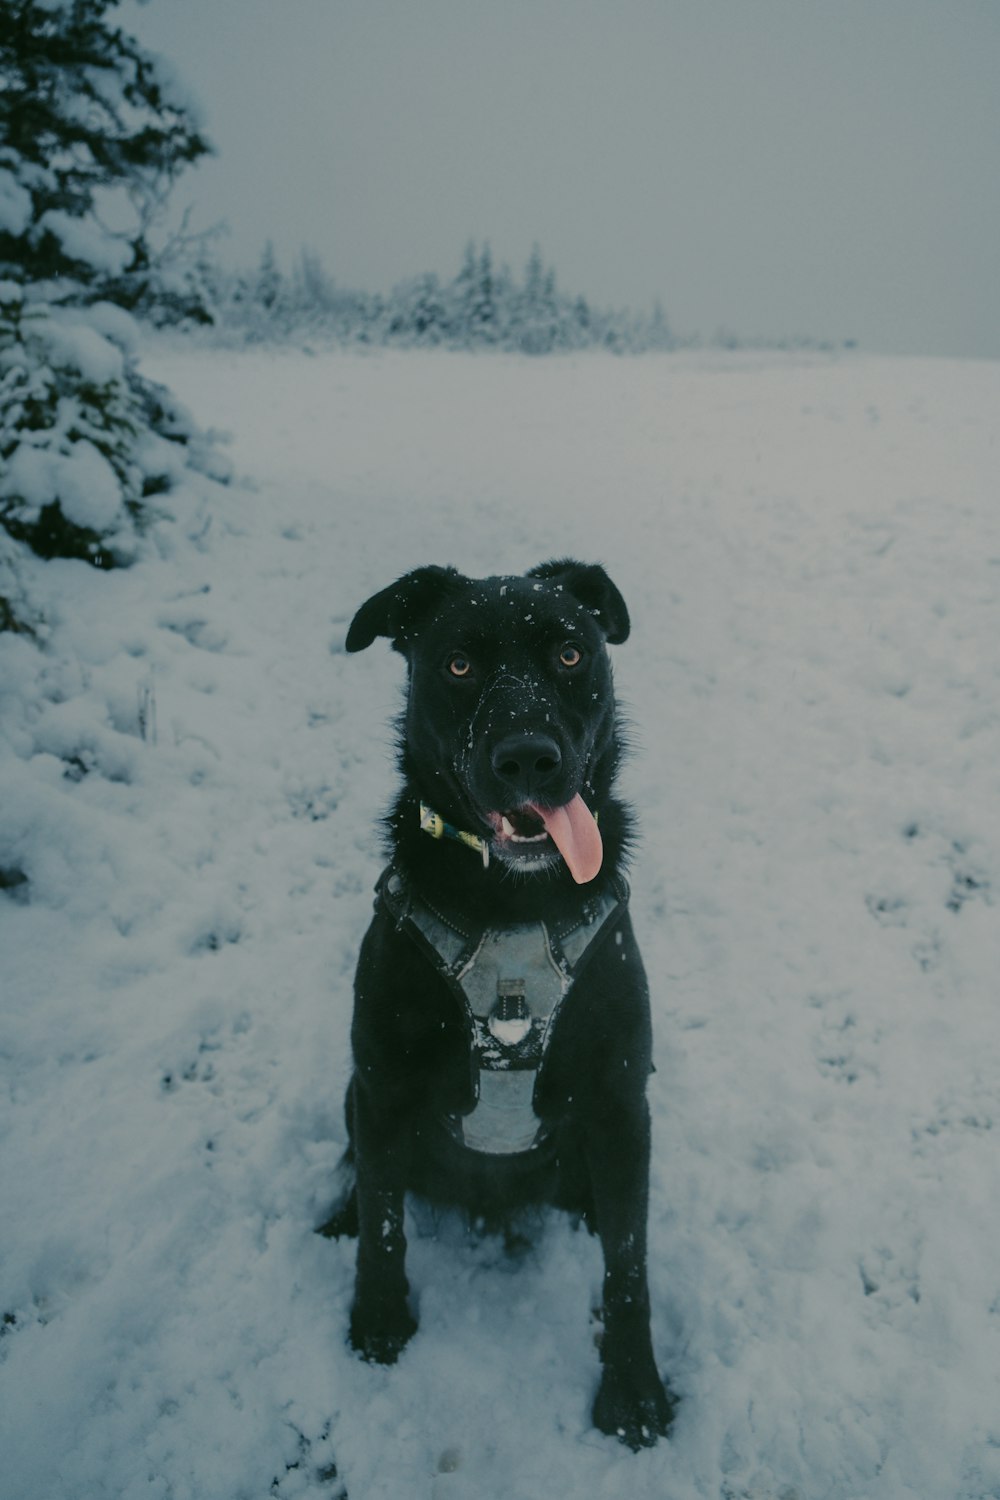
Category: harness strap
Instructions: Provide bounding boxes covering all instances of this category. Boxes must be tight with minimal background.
[375,866,629,1155]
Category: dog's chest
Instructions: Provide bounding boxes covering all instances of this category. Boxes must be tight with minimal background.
[453,923,567,1154]
[379,868,628,1157]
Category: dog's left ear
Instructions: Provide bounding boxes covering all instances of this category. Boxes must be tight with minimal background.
[527,558,630,644]
[346,565,462,653]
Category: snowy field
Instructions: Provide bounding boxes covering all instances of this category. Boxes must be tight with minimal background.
[2,343,999,1500]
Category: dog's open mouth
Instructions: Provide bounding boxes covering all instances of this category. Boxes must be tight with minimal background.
[496,807,549,842]
[487,794,603,884]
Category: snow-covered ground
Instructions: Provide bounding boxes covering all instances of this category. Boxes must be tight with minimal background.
[2,344,999,1500]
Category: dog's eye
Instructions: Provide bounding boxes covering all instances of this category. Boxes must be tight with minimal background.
[448,654,472,678]
[559,644,583,668]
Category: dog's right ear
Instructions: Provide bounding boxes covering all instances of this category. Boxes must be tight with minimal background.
[345,566,462,653]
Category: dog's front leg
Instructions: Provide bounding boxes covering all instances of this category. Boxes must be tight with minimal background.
[585,1099,675,1448]
[348,1078,417,1365]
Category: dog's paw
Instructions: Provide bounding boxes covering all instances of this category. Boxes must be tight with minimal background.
[592,1362,676,1450]
[349,1301,417,1365]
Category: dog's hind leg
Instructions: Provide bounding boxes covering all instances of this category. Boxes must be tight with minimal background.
[316,1144,358,1238]
[316,1077,359,1238]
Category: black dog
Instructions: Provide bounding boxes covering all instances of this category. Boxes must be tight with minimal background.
[320,558,674,1449]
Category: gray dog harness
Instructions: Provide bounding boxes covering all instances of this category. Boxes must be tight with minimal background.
[376,868,629,1155]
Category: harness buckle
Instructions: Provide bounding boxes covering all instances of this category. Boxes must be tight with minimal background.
[488,979,532,1048]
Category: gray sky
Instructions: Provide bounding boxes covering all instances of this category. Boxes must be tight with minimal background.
[121,0,1000,357]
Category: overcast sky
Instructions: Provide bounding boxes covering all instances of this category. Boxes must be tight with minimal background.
[120,0,1000,358]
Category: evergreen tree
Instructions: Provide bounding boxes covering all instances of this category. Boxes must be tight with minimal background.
[449,239,479,347]
[380,272,447,345]
[256,241,282,312]
[294,248,336,323]
[523,243,545,306]
[0,0,211,308]
[0,0,218,606]
[518,244,559,354]
[469,243,497,344]
[646,299,674,351]
[409,273,447,343]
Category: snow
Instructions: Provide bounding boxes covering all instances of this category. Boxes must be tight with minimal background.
[79,300,143,358]
[0,445,55,512]
[1,302,127,388]
[41,312,127,384]
[142,48,209,131]
[0,439,123,532]
[2,343,999,1499]
[0,168,32,237]
[36,209,132,277]
[52,438,124,531]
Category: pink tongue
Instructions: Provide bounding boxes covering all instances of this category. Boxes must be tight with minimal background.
[532,795,603,884]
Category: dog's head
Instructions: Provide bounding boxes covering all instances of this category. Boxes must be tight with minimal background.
[346,559,630,884]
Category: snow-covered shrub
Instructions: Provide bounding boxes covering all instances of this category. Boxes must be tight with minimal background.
[0,284,224,575]
[0,283,140,566]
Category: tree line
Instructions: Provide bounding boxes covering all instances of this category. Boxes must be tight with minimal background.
[185,238,846,358]
[202,239,679,355]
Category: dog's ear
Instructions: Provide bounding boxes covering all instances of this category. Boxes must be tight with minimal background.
[527,558,630,644]
[346,566,462,653]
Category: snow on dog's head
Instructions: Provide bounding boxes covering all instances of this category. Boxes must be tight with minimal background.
[346,560,631,883]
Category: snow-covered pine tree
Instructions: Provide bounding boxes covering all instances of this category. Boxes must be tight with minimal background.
[378,272,447,346]
[405,273,447,345]
[517,244,561,354]
[294,248,337,335]
[256,241,283,314]
[468,243,497,345]
[448,239,479,347]
[0,0,218,615]
[0,0,211,312]
[646,299,674,350]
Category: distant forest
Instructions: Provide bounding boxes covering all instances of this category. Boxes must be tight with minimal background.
[185,240,849,357]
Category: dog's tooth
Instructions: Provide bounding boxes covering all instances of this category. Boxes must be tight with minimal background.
[501,816,515,837]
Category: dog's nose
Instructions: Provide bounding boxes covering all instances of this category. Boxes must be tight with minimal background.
[490,733,563,795]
